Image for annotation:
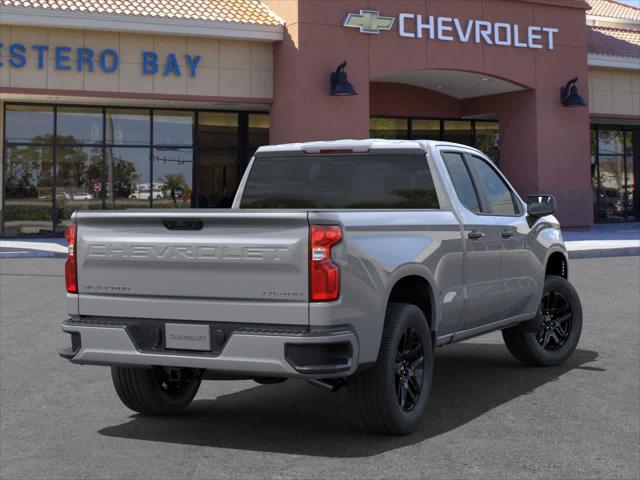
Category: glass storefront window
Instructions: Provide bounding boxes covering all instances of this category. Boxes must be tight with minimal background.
[5,105,54,144]
[598,129,624,155]
[370,118,409,139]
[199,112,238,148]
[597,155,626,222]
[106,109,150,145]
[55,146,104,231]
[2,104,266,235]
[474,121,500,164]
[154,111,194,147]
[197,112,239,208]
[3,145,54,236]
[625,154,635,222]
[443,120,473,146]
[592,126,639,223]
[105,147,151,209]
[411,119,440,141]
[249,113,270,156]
[369,117,501,165]
[152,148,193,208]
[57,107,103,145]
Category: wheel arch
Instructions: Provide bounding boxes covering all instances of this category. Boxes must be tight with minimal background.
[385,267,438,342]
[545,250,568,279]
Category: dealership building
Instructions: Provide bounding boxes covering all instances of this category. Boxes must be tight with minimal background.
[0,0,638,236]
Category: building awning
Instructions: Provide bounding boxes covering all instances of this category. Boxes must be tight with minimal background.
[0,0,284,41]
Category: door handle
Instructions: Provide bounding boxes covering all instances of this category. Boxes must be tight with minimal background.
[501,229,514,239]
[162,219,203,231]
[468,230,485,240]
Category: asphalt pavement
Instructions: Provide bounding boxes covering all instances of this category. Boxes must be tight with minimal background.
[0,256,638,480]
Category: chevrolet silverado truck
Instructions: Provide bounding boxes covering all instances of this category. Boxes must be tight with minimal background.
[60,139,582,435]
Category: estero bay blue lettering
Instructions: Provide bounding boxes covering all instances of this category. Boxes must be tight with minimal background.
[0,43,202,77]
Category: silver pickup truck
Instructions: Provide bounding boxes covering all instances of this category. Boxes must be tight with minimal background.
[61,139,582,435]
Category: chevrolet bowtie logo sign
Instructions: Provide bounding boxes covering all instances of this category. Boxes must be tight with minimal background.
[342,9,560,50]
[343,10,395,34]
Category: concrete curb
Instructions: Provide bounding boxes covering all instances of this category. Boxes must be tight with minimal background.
[568,247,640,259]
[0,250,65,259]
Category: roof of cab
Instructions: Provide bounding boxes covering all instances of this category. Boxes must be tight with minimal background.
[255,139,483,155]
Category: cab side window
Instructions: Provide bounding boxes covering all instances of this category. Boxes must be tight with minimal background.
[467,155,519,215]
[442,152,480,213]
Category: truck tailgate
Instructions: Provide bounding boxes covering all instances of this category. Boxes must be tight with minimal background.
[74,210,309,324]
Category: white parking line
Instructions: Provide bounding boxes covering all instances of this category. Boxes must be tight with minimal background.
[565,239,640,251]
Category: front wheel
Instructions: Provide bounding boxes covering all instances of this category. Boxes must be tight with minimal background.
[503,275,582,366]
[111,367,201,415]
[347,303,433,435]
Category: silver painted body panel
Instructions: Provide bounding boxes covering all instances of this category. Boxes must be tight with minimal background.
[63,139,567,376]
[62,323,358,378]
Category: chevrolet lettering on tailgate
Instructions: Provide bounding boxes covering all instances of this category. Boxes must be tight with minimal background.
[87,243,292,262]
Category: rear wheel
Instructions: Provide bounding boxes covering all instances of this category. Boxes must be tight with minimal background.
[502,275,582,366]
[347,303,433,435]
[111,366,201,415]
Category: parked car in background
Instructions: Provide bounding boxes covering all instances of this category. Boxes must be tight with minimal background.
[64,193,94,201]
[128,189,164,200]
[60,139,582,435]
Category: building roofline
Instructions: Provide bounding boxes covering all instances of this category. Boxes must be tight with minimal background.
[587,14,640,30]
[588,53,640,69]
[0,5,284,42]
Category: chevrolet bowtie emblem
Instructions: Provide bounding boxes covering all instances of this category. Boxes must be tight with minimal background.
[343,10,395,34]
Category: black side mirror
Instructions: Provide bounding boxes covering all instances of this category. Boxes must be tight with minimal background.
[527,195,556,217]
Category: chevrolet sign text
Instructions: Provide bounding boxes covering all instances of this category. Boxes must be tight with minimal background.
[344,10,559,50]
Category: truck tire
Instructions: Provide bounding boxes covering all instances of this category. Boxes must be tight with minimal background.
[111,367,201,415]
[347,303,433,435]
[502,275,582,367]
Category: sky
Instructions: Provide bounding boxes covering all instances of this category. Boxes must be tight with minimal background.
[615,0,640,8]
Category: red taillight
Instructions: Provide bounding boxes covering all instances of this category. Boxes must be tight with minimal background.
[64,224,78,294]
[310,225,342,302]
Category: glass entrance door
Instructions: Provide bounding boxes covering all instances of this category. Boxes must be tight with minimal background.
[592,126,639,223]
[196,112,239,208]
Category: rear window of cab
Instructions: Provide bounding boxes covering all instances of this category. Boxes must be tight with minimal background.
[240,153,440,209]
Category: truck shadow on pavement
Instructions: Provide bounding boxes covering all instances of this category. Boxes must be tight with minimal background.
[99,343,599,458]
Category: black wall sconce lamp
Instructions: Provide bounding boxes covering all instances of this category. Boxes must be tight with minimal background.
[561,77,587,107]
[330,61,357,96]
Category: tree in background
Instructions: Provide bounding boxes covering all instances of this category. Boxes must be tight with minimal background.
[161,173,187,206]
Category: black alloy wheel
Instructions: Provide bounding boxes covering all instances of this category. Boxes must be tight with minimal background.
[395,326,424,412]
[347,303,433,434]
[537,290,573,351]
[502,274,583,367]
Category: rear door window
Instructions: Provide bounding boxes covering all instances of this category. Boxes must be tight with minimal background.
[442,152,480,213]
[467,155,519,215]
[240,153,439,209]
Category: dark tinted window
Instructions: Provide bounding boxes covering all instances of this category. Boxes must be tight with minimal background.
[442,152,480,213]
[57,107,103,144]
[5,105,53,143]
[106,109,150,145]
[467,156,518,215]
[241,154,439,209]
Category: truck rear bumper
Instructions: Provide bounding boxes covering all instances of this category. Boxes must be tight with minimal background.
[61,319,358,378]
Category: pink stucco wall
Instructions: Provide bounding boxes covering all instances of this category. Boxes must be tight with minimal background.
[264,0,593,226]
